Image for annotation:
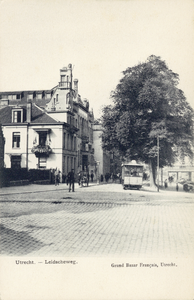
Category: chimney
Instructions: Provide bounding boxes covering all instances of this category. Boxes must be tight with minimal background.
[27,100,32,122]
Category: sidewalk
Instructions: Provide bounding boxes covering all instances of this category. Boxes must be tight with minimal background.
[0,182,99,196]
[0,181,191,197]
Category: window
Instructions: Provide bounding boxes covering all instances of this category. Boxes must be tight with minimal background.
[38,157,47,169]
[74,157,76,170]
[63,156,66,174]
[8,94,16,100]
[67,134,69,149]
[12,109,23,123]
[61,75,66,82]
[63,133,66,149]
[71,135,73,150]
[12,132,20,148]
[27,94,33,100]
[67,156,69,172]
[11,155,21,169]
[37,93,42,100]
[39,132,47,146]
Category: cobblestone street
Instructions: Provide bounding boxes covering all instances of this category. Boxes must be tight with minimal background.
[0,183,194,257]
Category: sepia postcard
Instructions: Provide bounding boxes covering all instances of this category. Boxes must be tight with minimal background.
[0,0,194,299]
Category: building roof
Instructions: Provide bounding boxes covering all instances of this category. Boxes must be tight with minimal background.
[0,87,58,109]
[0,103,60,125]
[31,104,59,124]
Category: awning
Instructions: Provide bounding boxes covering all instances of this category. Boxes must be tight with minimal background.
[6,153,22,157]
[34,128,51,133]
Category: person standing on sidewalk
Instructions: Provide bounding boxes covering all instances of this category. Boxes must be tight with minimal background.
[91,171,94,183]
[164,179,168,189]
[54,168,59,186]
[68,169,75,192]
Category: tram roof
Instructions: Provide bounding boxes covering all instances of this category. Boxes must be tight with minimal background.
[121,162,143,167]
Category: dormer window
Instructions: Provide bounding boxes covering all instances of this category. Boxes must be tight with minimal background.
[46,92,51,99]
[8,94,17,100]
[12,109,23,123]
[27,92,35,100]
[37,93,43,100]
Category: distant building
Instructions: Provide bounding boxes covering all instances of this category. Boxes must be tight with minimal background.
[93,123,110,177]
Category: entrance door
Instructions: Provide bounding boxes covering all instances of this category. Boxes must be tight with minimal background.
[82,155,88,171]
[11,155,21,169]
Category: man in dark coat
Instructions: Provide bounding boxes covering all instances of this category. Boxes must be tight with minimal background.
[68,169,75,192]
[91,172,94,182]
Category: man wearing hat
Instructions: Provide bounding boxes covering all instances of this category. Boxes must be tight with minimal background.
[68,169,75,192]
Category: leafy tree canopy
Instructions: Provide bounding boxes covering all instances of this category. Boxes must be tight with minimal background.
[101,55,194,182]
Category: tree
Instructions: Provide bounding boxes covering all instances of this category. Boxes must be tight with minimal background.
[101,55,194,186]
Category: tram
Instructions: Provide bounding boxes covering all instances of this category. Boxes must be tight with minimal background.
[121,161,143,190]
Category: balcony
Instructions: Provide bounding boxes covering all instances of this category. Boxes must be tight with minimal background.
[81,135,89,143]
[31,145,52,157]
[59,82,71,88]
[67,124,79,134]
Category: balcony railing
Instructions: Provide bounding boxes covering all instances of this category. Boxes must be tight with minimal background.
[67,125,79,134]
[31,145,52,157]
[59,82,71,88]
[81,135,89,143]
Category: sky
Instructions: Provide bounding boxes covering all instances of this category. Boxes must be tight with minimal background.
[0,0,194,118]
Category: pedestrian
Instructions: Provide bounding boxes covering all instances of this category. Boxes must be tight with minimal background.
[87,172,89,185]
[91,172,94,182]
[54,168,59,186]
[50,168,54,184]
[164,179,168,189]
[62,173,66,184]
[68,169,75,192]
[105,173,109,183]
[78,172,81,185]
[57,171,61,185]
[118,173,122,184]
[176,183,179,191]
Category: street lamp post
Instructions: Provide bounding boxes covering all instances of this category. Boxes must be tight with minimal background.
[157,136,159,192]
[96,161,100,184]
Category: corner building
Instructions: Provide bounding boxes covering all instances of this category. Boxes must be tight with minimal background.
[0,65,110,181]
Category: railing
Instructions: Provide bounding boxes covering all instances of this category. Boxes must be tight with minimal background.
[67,125,78,134]
[81,135,89,143]
[31,145,52,157]
[59,82,71,88]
